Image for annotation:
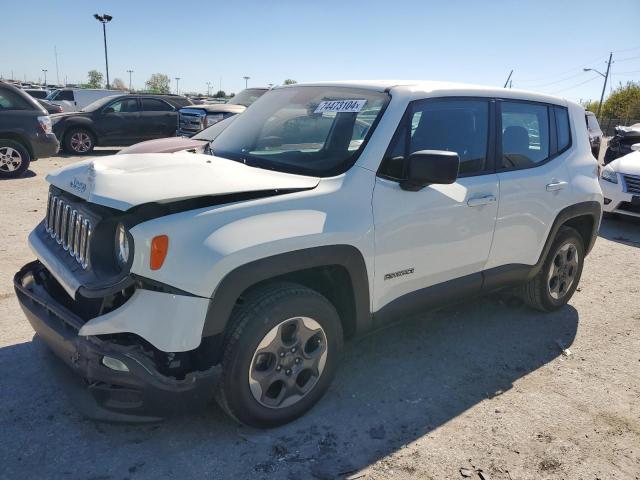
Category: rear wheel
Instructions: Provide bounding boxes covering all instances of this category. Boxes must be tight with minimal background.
[0,140,30,178]
[64,128,95,154]
[519,226,584,312]
[215,282,343,428]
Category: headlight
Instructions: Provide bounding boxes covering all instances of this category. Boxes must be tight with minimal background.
[601,166,618,184]
[115,223,130,267]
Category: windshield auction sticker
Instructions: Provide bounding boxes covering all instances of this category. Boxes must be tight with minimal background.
[314,99,367,114]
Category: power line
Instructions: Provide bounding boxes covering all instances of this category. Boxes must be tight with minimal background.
[616,55,640,62]
[516,53,609,83]
[549,75,601,94]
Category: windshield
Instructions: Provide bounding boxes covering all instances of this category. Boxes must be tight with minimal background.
[227,88,268,107]
[210,86,389,177]
[192,115,237,141]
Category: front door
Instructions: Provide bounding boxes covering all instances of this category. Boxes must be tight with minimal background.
[372,97,499,313]
[98,97,141,145]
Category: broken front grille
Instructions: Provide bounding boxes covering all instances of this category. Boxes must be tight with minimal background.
[45,192,93,269]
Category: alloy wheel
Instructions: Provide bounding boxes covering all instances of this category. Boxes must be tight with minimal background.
[0,147,23,172]
[547,241,580,300]
[70,132,92,153]
[248,317,328,409]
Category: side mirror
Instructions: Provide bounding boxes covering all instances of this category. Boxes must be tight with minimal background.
[631,143,640,152]
[103,107,115,114]
[400,150,460,191]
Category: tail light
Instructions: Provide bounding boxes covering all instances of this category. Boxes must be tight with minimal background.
[37,116,52,134]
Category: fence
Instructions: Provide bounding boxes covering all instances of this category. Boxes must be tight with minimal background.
[597,117,640,136]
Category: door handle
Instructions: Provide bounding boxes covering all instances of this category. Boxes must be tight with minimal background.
[546,180,568,192]
[466,194,497,207]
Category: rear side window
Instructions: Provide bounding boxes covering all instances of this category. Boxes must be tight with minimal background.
[0,88,32,110]
[379,98,491,179]
[555,106,571,152]
[141,98,173,112]
[107,98,139,113]
[500,101,549,169]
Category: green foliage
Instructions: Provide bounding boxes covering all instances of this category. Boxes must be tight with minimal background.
[87,70,104,88]
[214,90,226,98]
[601,82,640,119]
[283,79,297,85]
[581,100,600,114]
[144,73,171,94]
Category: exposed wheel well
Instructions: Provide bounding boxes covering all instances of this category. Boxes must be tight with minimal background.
[0,134,32,157]
[562,214,595,254]
[237,265,358,340]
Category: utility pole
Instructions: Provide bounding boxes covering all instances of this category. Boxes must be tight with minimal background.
[206,82,211,96]
[127,70,134,91]
[503,69,513,88]
[175,77,181,95]
[42,69,48,86]
[584,52,613,118]
[93,14,113,88]
[243,76,250,89]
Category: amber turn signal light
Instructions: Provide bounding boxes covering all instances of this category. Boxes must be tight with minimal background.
[150,235,169,270]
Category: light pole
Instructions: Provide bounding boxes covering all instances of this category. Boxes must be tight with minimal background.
[42,69,48,86]
[206,81,211,96]
[175,77,181,95]
[584,52,613,119]
[126,69,134,91]
[243,76,250,89]
[93,14,113,88]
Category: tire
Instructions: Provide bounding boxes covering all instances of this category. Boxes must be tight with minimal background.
[519,226,585,312]
[0,140,31,179]
[63,128,95,154]
[215,282,343,428]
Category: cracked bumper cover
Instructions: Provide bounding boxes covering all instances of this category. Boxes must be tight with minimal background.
[14,261,220,421]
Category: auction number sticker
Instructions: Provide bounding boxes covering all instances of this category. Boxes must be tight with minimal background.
[314,99,367,114]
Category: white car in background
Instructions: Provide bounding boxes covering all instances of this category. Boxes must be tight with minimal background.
[600,144,640,218]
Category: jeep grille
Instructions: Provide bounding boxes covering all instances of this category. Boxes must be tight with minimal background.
[45,191,93,269]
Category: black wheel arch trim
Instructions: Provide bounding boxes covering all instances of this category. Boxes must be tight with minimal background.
[201,245,371,338]
[531,200,601,276]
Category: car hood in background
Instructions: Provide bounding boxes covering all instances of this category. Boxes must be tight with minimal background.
[183,104,246,114]
[610,151,640,175]
[117,137,208,155]
[46,152,320,211]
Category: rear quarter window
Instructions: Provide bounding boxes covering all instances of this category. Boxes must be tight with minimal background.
[554,106,571,152]
[0,88,32,110]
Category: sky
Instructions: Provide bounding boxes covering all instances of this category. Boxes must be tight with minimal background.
[2,0,639,102]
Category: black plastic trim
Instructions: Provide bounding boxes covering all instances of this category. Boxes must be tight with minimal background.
[202,245,371,337]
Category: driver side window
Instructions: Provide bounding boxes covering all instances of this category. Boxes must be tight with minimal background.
[107,98,139,113]
[379,98,491,180]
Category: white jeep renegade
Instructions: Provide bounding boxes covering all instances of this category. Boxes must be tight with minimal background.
[15,81,603,427]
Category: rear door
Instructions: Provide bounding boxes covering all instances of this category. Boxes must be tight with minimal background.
[485,100,573,270]
[372,97,499,312]
[138,98,177,139]
[98,97,141,145]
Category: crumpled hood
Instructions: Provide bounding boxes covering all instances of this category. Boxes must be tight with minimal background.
[610,151,640,175]
[46,152,320,211]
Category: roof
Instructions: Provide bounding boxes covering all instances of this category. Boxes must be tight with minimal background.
[285,80,575,107]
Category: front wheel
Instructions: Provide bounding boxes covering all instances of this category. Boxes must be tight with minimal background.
[215,282,343,428]
[519,226,585,312]
[0,140,31,178]
[63,128,95,154]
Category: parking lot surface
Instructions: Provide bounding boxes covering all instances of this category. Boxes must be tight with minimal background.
[1,153,639,480]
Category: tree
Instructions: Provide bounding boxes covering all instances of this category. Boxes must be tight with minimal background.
[283,79,297,85]
[601,82,640,119]
[87,70,104,88]
[581,100,600,114]
[112,78,127,91]
[145,73,171,94]
[214,90,226,98]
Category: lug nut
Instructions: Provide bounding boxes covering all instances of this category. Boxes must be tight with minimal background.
[290,347,297,353]
[285,369,292,375]
[295,358,301,364]
[276,365,282,371]
[279,352,285,357]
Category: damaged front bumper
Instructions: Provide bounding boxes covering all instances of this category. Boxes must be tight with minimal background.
[14,261,220,421]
